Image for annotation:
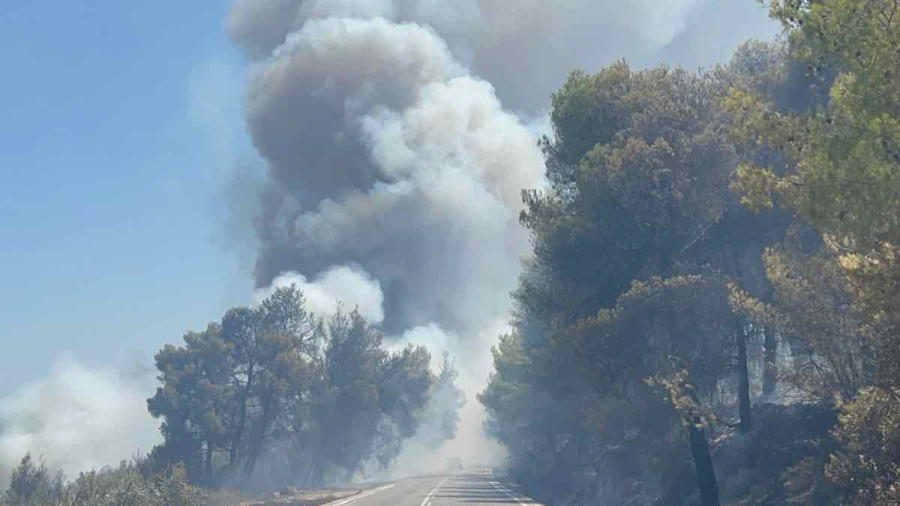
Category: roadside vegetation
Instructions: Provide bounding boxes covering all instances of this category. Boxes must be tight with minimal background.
[1,288,464,506]
[480,1,900,505]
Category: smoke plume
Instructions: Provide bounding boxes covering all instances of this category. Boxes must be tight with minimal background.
[253,265,386,324]
[227,0,776,114]
[0,356,160,487]
[228,0,777,335]
[382,321,511,475]
[238,14,546,336]
[226,0,778,477]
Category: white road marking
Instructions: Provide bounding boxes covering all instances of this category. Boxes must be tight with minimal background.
[326,484,396,506]
[489,480,534,506]
[419,476,448,506]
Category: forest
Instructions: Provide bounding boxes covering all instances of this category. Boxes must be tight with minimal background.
[4,1,900,505]
[480,1,900,505]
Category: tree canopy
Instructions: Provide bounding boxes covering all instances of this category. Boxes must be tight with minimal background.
[482,3,900,504]
[146,288,461,490]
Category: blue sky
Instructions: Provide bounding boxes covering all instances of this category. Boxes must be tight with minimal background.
[0,1,257,391]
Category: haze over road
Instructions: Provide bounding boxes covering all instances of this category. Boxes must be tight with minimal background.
[334,470,543,506]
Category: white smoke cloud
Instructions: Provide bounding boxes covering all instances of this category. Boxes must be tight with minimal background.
[255,264,386,324]
[379,320,511,478]
[230,0,779,478]
[245,16,545,335]
[391,319,510,385]
[228,0,775,112]
[0,356,160,486]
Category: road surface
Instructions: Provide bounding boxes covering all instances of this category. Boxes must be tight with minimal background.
[328,469,543,506]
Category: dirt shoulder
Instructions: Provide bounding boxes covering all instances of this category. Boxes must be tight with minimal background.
[241,488,360,506]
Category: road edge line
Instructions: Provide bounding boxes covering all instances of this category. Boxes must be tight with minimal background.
[418,476,448,506]
[489,480,531,506]
[323,483,396,506]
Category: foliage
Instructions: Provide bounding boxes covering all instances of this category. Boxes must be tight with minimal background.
[726,1,900,248]
[480,4,900,501]
[147,285,323,484]
[723,1,900,503]
[2,455,205,506]
[3,290,453,498]
[731,225,871,402]
[413,351,466,449]
[433,352,466,442]
[3,454,64,506]
[826,387,900,506]
[147,290,447,490]
[483,59,770,506]
[518,62,735,325]
[305,307,433,484]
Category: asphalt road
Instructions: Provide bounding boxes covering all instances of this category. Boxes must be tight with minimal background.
[328,470,543,506]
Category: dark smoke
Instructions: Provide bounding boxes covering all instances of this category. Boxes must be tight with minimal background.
[237,15,546,335]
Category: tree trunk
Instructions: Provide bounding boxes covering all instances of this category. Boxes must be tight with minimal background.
[242,391,275,479]
[310,461,327,488]
[302,402,338,488]
[736,322,753,433]
[729,236,757,430]
[205,441,214,485]
[688,419,720,506]
[302,439,329,488]
[343,414,382,485]
[762,329,778,396]
[230,363,255,473]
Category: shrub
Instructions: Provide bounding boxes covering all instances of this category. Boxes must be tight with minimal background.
[3,455,207,506]
[3,454,64,506]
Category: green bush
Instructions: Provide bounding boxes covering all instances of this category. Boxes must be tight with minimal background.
[2,454,208,506]
[3,454,64,506]
[66,463,205,506]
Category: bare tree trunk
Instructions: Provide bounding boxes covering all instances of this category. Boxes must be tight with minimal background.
[688,419,720,506]
[762,329,778,396]
[736,322,753,433]
[729,237,758,429]
[683,386,720,506]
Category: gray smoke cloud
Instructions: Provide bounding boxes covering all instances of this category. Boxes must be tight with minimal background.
[240,14,546,336]
[227,0,779,477]
[230,0,777,335]
[228,0,777,114]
